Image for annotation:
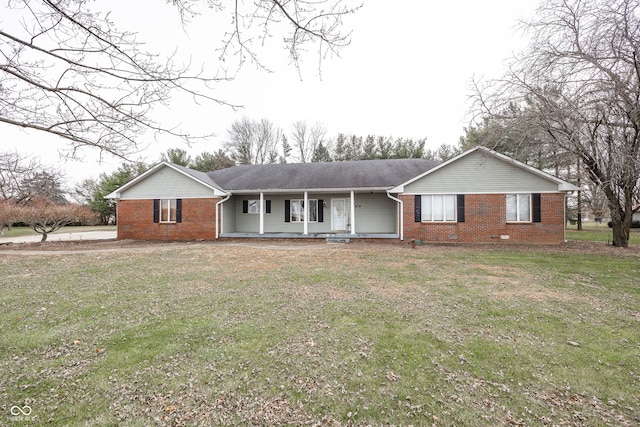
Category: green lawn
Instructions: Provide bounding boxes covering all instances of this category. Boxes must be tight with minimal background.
[1,243,639,426]
[566,222,640,245]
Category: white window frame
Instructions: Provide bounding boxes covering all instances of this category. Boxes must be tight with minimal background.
[290,199,318,223]
[247,200,266,214]
[160,199,177,223]
[506,194,531,222]
[421,194,456,222]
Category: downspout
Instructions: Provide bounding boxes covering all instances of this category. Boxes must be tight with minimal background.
[386,191,404,241]
[215,193,231,240]
[115,198,120,239]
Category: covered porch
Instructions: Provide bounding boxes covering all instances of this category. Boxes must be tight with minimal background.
[217,190,403,240]
[220,232,400,240]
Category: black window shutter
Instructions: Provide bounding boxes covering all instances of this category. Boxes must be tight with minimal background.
[532,193,542,222]
[176,199,182,223]
[284,200,290,222]
[457,194,465,223]
[318,199,324,222]
[266,200,271,214]
[414,195,422,222]
[242,200,248,214]
[153,199,160,223]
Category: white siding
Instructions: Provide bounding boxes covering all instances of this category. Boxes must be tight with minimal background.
[404,150,560,194]
[222,198,236,233]
[229,193,397,234]
[119,167,218,199]
[354,193,397,233]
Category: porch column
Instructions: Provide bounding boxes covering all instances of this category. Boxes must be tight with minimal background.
[259,192,264,234]
[303,191,309,235]
[350,190,356,235]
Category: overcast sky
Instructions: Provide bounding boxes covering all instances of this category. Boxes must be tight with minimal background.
[2,0,540,187]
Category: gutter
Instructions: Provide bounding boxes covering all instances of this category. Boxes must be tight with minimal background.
[386,191,404,241]
[215,193,232,239]
[227,187,392,195]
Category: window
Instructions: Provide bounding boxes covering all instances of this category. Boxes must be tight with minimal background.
[160,199,176,222]
[154,199,181,223]
[242,200,271,214]
[248,200,259,214]
[290,199,318,223]
[421,195,456,222]
[506,194,531,222]
[308,200,318,222]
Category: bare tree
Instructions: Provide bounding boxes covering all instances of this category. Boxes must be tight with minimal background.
[291,121,310,163]
[225,117,281,165]
[17,198,96,242]
[310,122,327,157]
[291,121,326,162]
[226,117,254,165]
[472,0,640,247]
[584,182,609,222]
[0,151,65,204]
[254,119,283,164]
[0,152,37,201]
[1,1,359,158]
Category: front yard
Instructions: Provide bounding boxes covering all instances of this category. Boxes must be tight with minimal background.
[0,241,639,426]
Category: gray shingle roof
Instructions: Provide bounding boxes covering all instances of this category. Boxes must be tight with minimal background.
[207,159,440,192]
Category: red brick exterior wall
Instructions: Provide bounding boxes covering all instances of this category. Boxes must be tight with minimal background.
[402,193,566,244]
[117,198,219,241]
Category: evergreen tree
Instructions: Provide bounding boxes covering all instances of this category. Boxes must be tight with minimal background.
[280,134,292,163]
[191,150,235,171]
[312,142,332,162]
[333,133,347,161]
[161,148,192,166]
[362,135,377,159]
[76,162,149,224]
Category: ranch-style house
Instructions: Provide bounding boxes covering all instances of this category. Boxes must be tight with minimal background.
[106,146,579,244]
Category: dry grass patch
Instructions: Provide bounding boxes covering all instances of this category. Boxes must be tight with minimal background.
[1,241,639,426]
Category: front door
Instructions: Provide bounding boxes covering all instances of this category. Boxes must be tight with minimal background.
[331,199,347,231]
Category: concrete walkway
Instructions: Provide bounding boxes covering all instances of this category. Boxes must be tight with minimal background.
[0,230,117,244]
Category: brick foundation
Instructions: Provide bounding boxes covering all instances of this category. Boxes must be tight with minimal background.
[402,193,566,244]
[117,198,219,241]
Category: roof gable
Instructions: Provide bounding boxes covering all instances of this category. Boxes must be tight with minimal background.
[106,162,226,199]
[391,147,579,193]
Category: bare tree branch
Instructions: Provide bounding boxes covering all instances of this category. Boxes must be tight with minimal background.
[1,0,359,158]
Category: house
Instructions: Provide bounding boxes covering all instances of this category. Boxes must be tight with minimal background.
[106,147,579,244]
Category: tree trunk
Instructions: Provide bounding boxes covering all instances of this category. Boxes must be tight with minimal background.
[577,191,583,231]
[576,157,582,231]
[611,222,629,248]
[40,233,48,243]
[609,205,630,248]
